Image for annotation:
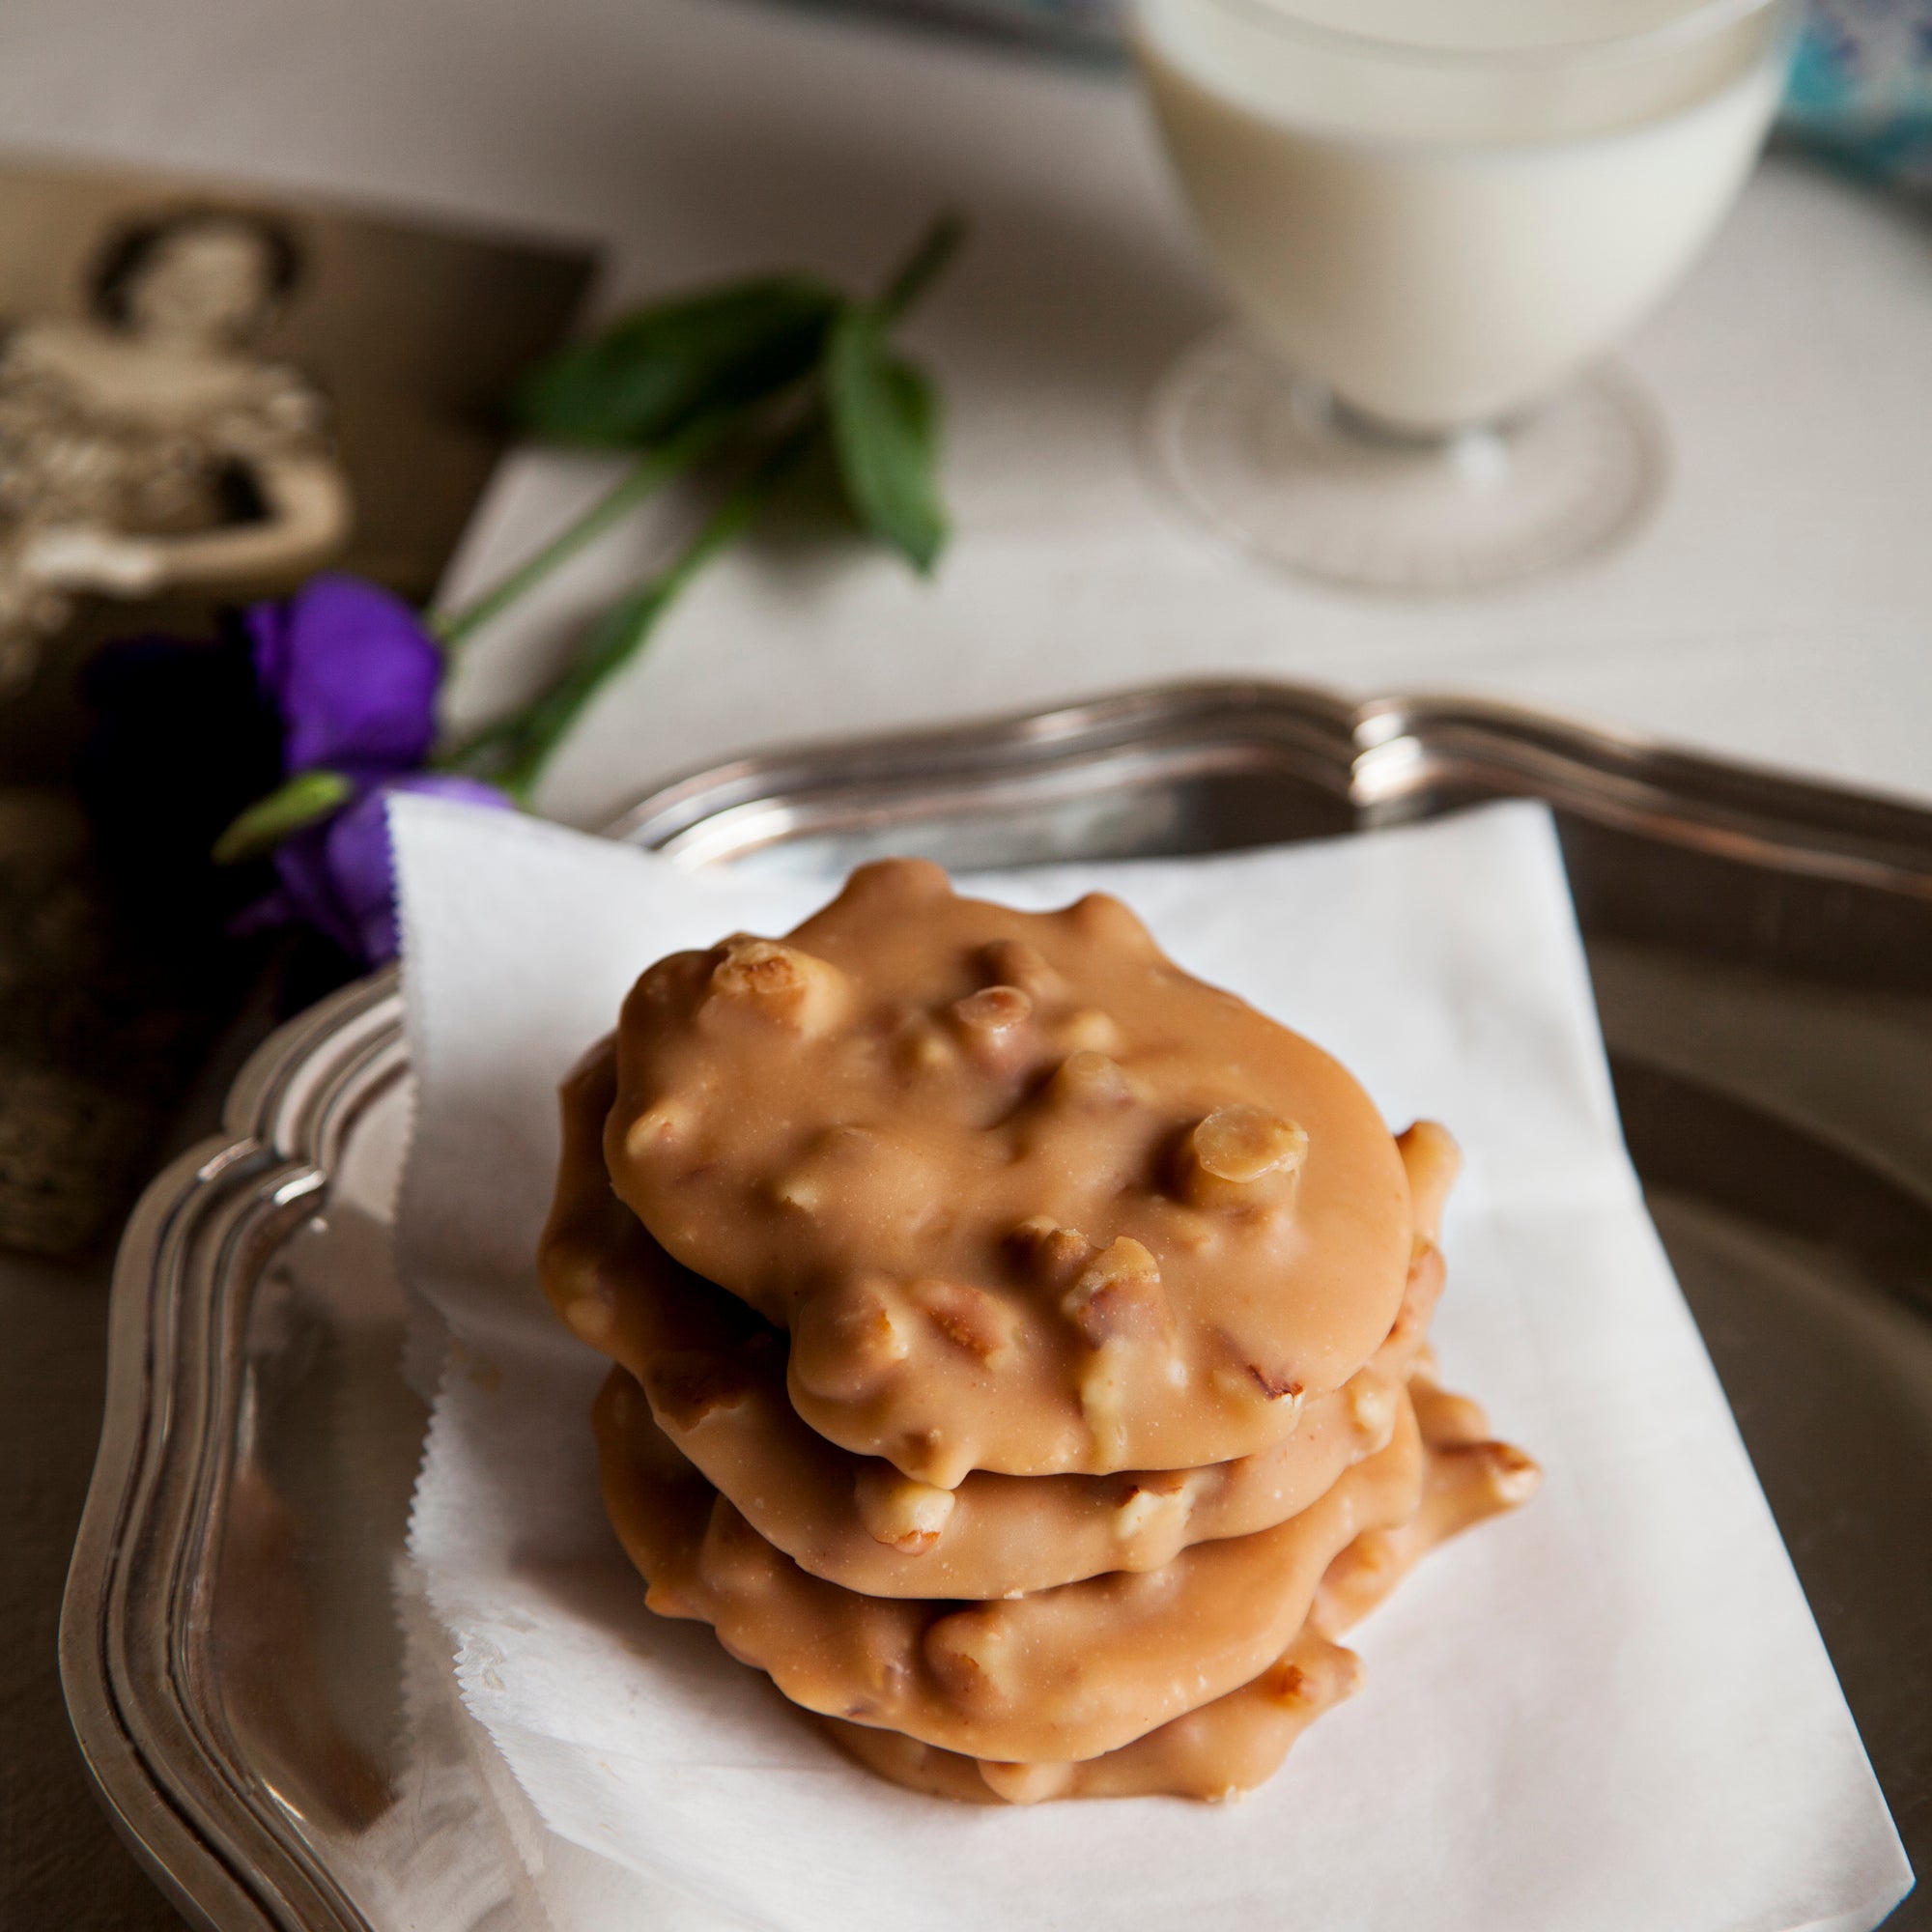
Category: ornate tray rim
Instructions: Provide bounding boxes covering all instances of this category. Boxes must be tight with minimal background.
[59,677,1932,1932]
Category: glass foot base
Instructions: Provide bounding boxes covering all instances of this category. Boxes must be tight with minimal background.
[1147,329,1665,594]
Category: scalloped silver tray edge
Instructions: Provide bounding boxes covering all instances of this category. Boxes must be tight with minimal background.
[60,678,1932,1932]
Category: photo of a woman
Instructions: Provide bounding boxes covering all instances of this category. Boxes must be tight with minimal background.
[0,207,354,692]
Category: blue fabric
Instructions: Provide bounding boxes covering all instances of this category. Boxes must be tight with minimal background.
[1784,0,1932,188]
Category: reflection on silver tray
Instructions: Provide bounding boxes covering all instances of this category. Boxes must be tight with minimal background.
[61,682,1930,1931]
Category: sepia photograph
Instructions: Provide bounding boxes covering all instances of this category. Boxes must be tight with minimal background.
[0,157,590,1260]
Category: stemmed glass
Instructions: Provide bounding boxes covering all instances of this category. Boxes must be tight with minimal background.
[1131,0,1796,592]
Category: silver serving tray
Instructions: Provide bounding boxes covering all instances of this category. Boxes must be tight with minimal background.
[62,681,1930,1932]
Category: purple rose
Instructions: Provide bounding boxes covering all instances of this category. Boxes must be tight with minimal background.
[247,573,442,779]
[264,774,512,967]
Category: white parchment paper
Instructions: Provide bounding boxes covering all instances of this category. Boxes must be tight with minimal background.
[392,792,1912,1932]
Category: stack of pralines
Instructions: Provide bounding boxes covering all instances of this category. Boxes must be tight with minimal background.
[541,860,1537,1804]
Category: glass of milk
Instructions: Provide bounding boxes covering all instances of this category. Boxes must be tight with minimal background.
[1132,0,1795,591]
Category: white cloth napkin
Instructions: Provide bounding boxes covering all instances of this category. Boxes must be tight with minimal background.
[392,792,1912,1932]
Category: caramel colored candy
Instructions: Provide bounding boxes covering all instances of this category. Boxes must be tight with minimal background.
[1313,1370,1544,1634]
[604,860,1414,1477]
[592,1371,1427,1766]
[542,866,1538,1809]
[819,1628,1362,1805]
[819,1379,1539,1804]
[539,1040,1442,1600]
[1396,1119,1463,1246]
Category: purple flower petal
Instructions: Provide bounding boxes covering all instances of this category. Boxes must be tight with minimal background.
[324,774,513,967]
[247,573,442,778]
[267,820,360,959]
[255,774,511,968]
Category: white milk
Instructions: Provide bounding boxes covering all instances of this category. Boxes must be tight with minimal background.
[1135,0,1788,432]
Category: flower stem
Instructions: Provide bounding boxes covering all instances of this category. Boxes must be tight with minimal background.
[429,408,733,652]
[874,211,967,324]
[490,414,821,804]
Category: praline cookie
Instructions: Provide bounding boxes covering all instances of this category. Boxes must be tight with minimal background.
[545,862,1540,1807]
[817,1375,1539,1804]
[604,859,1414,1483]
[542,1039,1451,1598]
[592,1367,1426,1767]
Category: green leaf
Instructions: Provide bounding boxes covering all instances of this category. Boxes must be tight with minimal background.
[824,306,948,574]
[212,768,355,865]
[517,275,839,448]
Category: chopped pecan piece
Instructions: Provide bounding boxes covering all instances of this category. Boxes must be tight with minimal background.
[643,1350,757,1430]
[952,984,1032,1033]
[1112,1472,1194,1543]
[978,1760,1074,1804]
[622,1096,690,1157]
[1007,1214,1094,1288]
[947,984,1035,1071]
[696,1496,782,1596]
[1065,891,1156,953]
[1381,1237,1445,1361]
[909,1278,1018,1364]
[1396,1119,1463,1244]
[561,1293,616,1345]
[1262,1660,1310,1704]
[1058,1008,1122,1054]
[1344,1372,1398,1442]
[925,1612,1017,1712]
[1245,1360,1306,1406]
[975,937,1060,998]
[1077,1346,1131,1465]
[1045,1050,1132,1108]
[790,1280,913,1400]
[1178,1104,1308,1206]
[1061,1236,1170,1349]
[704,936,846,1034]
[853,1465,958,1552]
[893,1017,957,1075]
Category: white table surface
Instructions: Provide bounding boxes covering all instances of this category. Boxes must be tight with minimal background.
[1,0,1929,826]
